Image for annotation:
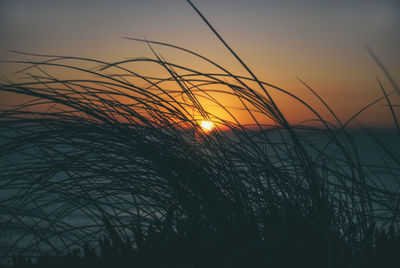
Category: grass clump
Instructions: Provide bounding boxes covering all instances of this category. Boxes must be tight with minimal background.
[0,1,400,267]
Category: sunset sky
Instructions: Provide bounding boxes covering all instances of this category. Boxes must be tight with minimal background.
[1,0,399,128]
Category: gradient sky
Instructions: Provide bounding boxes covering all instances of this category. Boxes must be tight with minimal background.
[1,0,399,127]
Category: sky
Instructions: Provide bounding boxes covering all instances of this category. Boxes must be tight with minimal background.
[1,0,399,128]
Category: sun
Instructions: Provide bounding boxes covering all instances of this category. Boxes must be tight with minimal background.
[200,120,214,132]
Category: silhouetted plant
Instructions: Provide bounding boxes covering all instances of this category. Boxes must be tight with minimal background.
[0,1,399,267]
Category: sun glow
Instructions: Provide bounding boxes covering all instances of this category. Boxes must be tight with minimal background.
[200,120,214,132]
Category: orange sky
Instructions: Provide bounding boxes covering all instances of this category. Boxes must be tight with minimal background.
[1,0,399,128]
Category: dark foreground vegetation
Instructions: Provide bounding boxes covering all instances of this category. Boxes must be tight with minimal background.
[4,216,400,268]
[1,1,399,267]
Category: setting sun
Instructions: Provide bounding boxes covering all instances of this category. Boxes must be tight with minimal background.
[201,120,214,132]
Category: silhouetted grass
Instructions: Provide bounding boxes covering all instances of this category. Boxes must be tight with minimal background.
[1,1,399,267]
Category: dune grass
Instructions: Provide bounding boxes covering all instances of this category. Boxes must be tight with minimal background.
[1,1,400,267]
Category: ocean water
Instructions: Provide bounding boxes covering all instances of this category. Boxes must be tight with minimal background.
[0,127,399,255]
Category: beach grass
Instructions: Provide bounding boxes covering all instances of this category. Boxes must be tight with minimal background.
[0,1,400,267]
